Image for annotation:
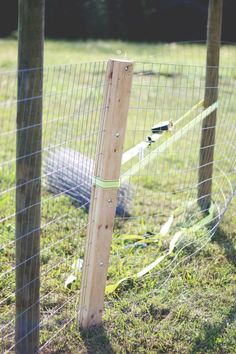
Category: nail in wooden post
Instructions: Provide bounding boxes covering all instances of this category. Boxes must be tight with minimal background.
[15,1,44,353]
[78,59,133,329]
[198,0,223,211]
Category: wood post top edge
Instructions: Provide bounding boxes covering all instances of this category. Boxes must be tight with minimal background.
[108,58,134,65]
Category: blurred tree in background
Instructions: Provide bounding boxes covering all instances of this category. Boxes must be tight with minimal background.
[0,0,235,41]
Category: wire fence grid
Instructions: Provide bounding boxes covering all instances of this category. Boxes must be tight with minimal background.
[108,61,236,302]
[0,44,236,352]
[0,61,107,352]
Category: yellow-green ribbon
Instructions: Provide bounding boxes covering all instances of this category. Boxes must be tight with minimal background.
[105,203,215,295]
[93,177,120,189]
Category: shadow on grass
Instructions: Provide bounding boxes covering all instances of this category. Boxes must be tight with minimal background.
[190,227,236,353]
[213,227,236,268]
[80,325,115,354]
[190,303,236,353]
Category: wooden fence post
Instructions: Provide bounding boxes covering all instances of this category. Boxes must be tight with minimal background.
[78,59,133,329]
[15,0,44,353]
[198,0,223,211]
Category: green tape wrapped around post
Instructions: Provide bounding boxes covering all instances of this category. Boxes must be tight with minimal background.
[93,177,120,189]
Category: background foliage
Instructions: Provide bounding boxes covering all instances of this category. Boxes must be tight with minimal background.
[1,0,236,41]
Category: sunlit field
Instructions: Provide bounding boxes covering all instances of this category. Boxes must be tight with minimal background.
[0,39,236,353]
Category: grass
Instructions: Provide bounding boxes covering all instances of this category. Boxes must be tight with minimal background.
[0,39,236,353]
[1,38,236,68]
[41,203,236,354]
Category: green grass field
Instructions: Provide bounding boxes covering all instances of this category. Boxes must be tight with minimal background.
[0,39,236,353]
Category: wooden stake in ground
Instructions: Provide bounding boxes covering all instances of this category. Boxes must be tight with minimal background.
[15,1,44,353]
[198,0,223,211]
[78,59,133,329]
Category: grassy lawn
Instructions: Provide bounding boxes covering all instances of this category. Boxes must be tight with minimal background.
[0,39,236,353]
[1,38,236,68]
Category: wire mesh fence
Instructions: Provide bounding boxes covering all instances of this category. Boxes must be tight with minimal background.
[0,44,236,351]
[0,62,108,351]
[106,61,236,303]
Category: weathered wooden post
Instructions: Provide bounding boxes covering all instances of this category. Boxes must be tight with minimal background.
[78,59,133,329]
[15,0,44,352]
[198,0,223,211]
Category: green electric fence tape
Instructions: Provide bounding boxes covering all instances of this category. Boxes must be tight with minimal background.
[105,203,215,295]
[93,177,120,189]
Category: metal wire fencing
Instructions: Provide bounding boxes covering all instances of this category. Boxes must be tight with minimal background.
[106,60,236,309]
[0,61,108,352]
[0,47,236,351]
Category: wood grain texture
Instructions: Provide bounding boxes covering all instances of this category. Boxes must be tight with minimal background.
[15,1,45,353]
[78,59,133,329]
[198,0,223,211]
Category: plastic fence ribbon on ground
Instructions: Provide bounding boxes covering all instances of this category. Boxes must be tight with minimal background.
[118,234,147,241]
[191,202,215,231]
[114,233,160,250]
[117,234,159,243]
[113,210,182,250]
[105,203,215,295]
[114,212,180,251]
[160,215,174,236]
[105,231,181,295]
[122,101,218,181]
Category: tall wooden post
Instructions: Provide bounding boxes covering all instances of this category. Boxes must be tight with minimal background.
[15,1,44,353]
[198,0,223,211]
[78,59,133,329]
